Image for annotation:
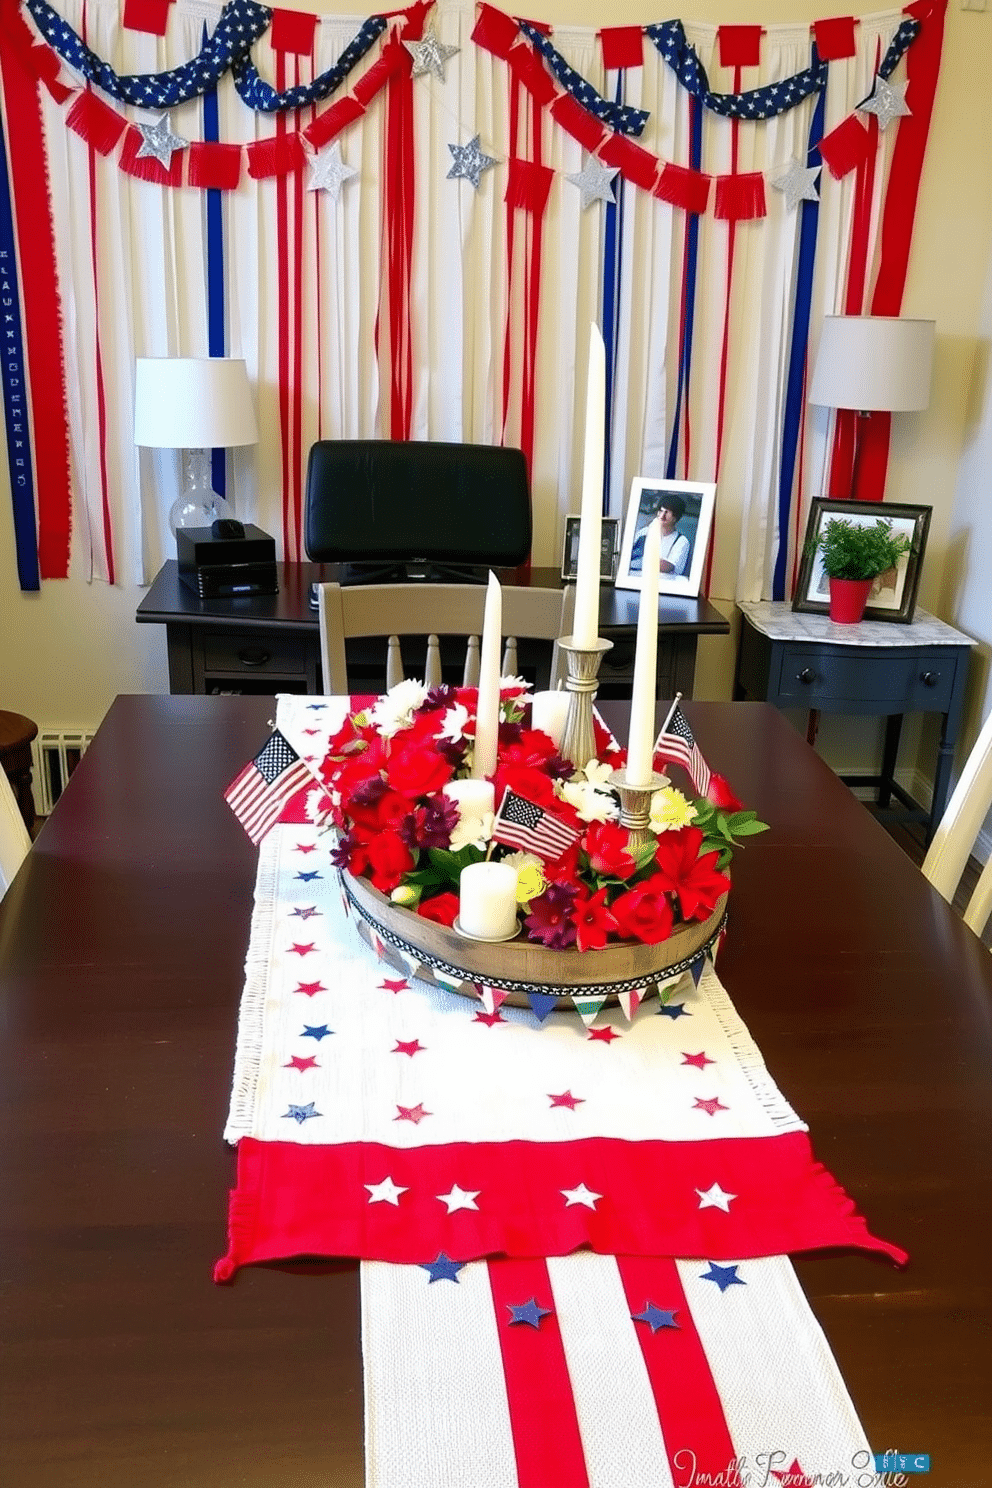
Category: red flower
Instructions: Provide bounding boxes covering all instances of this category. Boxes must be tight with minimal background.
[386,741,455,798]
[348,787,409,836]
[365,831,415,894]
[653,826,730,922]
[572,886,619,951]
[498,728,560,771]
[611,876,675,944]
[584,820,637,881]
[416,891,460,927]
[706,772,743,812]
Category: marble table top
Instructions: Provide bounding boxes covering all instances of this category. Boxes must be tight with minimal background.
[738,600,975,650]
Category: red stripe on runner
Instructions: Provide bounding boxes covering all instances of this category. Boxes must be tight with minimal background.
[487,1256,590,1488]
[0,26,73,578]
[617,1255,737,1481]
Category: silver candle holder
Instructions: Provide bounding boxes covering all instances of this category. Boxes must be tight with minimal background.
[557,635,613,773]
[608,767,668,850]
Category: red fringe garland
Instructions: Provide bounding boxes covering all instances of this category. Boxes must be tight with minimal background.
[549,92,607,152]
[600,133,659,192]
[504,157,554,214]
[246,133,307,180]
[654,162,711,215]
[65,89,127,155]
[122,0,172,36]
[819,114,873,178]
[714,171,766,221]
[812,16,857,61]
[187,140,242,191]
[506,42,557,105]
[599,26,644,71]
[118,125,184,184]
[471,3,520,59]
[305,95,365,149]
[717,25,763,67]
[352,36,408,106]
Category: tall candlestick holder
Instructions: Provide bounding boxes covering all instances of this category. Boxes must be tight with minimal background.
[608,767,668,850]
[557,635,613,772]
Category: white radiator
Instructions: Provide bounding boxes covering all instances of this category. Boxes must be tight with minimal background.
[30,730,94,816]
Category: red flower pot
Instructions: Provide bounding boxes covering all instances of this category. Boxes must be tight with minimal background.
[828,576,872,624]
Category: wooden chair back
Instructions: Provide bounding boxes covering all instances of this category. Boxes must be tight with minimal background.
[922,706,992,938]
[316,582,575,693]
[0,766,31,900]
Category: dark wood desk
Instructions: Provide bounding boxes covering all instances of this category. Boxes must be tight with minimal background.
[136,561,729,700]
[1,696,990,1486]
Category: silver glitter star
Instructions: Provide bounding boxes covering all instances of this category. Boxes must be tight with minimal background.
[404,27,459,82]
[770,157,821,212]
[565,156,620,210]
[858,75,911,131]
[306,142,358,201]
[447,135,498,190]
[135,114,187,169]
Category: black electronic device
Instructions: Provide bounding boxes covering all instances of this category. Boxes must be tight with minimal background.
[177,523,278,599]
[304,439,531,584]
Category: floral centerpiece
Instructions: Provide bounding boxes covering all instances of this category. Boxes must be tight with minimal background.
[314,678,766,955]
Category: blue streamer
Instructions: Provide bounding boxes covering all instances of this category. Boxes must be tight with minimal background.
[202,33,227,499]
[772,56,825,602]
[665,97,702,480]
[0,110,40,590]
[601,72,626,511]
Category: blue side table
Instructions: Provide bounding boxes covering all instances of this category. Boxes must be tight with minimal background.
[734,601,975,843]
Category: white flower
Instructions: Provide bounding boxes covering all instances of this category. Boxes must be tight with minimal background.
[448,810,495,852]
[438,703,470,743]
[649,785,697,834]
[367,679,429,737]
[500,675,529,693]
[559,778,619,824]
[305,786,335,828]
[582,758,615,786]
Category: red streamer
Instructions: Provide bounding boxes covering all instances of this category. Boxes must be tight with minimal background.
[599,26,644,71]
[304,95,365,150]
[506,42,557,105]
[379,7,423,439]
[717,25,763,67]
[504,157,554,214]
[471,3,520,59]
[713,171,766,221]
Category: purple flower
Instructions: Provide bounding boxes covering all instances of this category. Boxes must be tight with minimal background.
[351,774,388,807]
[545,752,574,782]
[329,832,358,870]
[399,793,459,850]
[422,685,455,712]
[525,882,578,949]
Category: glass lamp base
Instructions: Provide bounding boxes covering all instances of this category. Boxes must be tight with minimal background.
[168,489,234,537]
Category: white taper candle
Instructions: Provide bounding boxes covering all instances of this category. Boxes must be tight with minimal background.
[571,324,606,649]
[471,571,502,779]
[626,517,661,786]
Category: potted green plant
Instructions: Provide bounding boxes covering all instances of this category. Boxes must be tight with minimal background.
[812,517,913,624]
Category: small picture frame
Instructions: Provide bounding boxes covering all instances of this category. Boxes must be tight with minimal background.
[561,516,620,582]
[615,479,716,596]
[792,499,932,623]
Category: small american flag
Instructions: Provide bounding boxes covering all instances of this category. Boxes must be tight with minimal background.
[225,731,313,844]
[492,789,581,861]
[653,705,712,797]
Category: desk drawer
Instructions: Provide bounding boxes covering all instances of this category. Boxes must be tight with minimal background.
[203,629,308,678]
[776,646,958,712]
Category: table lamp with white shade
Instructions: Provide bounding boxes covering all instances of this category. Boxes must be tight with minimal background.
[133,357,259,535]
[808,315,935,494]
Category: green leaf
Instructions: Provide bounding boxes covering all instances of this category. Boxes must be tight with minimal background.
[427,844,486,882]
[729,819,769,837]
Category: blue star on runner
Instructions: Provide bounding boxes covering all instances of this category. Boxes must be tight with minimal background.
[700,1262,746,1293]
[419,1252,466,1284]
[296,870,322,882]
[631,1303,680,1333]
[507,1298,553,1328]
[301,1024,334,1041]
[657,1001,691,1019]
[283,1101,321,1124]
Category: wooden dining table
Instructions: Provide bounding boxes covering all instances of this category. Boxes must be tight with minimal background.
[1,693,990,1487]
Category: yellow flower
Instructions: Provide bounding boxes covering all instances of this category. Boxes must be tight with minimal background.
[501,851,547,903]
[650,785,697,834]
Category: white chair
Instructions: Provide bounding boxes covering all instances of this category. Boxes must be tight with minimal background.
[922,707,992,937]
[316,582,575,694]
[0,766,32,900]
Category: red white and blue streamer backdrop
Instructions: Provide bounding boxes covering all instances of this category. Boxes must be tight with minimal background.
[0,0,943,592]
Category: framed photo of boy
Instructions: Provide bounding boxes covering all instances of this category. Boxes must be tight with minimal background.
[792,499,932,623]
[561,516,620,582]
[615,479,716,596]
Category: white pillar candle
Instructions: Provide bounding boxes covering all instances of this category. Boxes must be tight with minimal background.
[471,571,502,780]
[443,779,496,818]
[531,690,571,749]
[571,324,606,649]
[626,517,661,786]
[459,861,519,940]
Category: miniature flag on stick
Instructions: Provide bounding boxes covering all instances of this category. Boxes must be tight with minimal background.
[492,789,581,861]
[653,705,712,796]
[224,731,314,844]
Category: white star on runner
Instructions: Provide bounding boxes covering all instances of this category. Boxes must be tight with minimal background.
[565,156,620,210]
[770,157,821,212]
[404,27,459,81]
[135,114,187,169]
[696,1182,737,1212]
[436,1183,480,1213]
[365,1175,408,1206]
[306,142,358,200]
[858,75,911,130]
[561,1183,602,1210]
